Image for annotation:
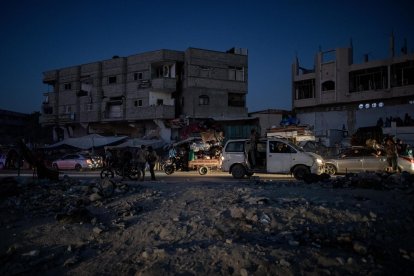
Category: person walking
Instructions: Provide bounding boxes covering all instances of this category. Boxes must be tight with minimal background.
[136,145,147,181]
[146,146,158,181]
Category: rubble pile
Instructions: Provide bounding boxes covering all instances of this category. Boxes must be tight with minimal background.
[0,174,413,275]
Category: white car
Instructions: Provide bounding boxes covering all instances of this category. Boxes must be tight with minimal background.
[52,153,94,171]
[221,137,325,179]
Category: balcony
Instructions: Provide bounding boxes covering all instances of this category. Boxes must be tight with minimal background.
[39,112,78,125]
[151,78,177,92]
[58,113,77,123]
[39,114,57,125]
[125,105,175,121]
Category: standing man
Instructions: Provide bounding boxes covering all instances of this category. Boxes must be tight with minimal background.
[136,145,147,181]
[385,137,398,172]
[146,146,158,181]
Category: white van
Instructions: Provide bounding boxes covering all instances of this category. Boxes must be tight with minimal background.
[221,137,325,179]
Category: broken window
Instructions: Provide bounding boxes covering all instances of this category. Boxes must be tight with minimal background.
[294,79,315,99]
[322,80,335,91]
[228,93,245,107]
[43,106,53,114]
[349,66,387,92]
[391,61,414,87]
[108,75,117,84]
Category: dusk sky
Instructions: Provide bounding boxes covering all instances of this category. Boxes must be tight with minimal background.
[1,0,413,114]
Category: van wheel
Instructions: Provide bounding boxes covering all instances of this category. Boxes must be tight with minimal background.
[164,165,175,175]
[231,164,246,179]
[293,165,310,180]
[198,166,208,175]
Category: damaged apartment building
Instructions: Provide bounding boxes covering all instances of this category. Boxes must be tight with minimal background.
[40,47,248,142]
[292,34,414,145]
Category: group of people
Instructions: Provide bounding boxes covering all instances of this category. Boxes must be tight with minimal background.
[366,136,407,172]
[374,136,409,173]
[104,145,158,181]
[376,113,414,127]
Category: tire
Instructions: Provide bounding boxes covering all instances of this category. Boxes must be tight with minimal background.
[128,168,139,180]
[164,164,175,175]
[293,165,310,180]
[231,164,246,179]
[75,164,82,171]
[325,163,337,175]
[198,166,208,175]
[100,168,114,179]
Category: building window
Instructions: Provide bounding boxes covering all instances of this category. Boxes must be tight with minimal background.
[64,83,72,90]
[199,66,211,78]
[349,66,387,92]
[134,99,143,107]
[65,105,72,114]
[86,104,93,111]
[294,79,315,99]
[228,93,245,107]
[322,80,335,91]
[108,75,117,84]
[228,66,244,81]
[134,72,143,81]
[199,95,209,105]
[43,106,53,114]
[391,61,414,87]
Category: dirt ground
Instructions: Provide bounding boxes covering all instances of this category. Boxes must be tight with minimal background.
[1,172,414,275]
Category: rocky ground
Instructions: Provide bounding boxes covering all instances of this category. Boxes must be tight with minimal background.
[1,172,414,276]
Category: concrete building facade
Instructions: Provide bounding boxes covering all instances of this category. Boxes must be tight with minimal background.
[292,36,414,144]
[40,47,248,142]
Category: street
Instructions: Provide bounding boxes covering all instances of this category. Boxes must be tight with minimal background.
[0,169,296,183]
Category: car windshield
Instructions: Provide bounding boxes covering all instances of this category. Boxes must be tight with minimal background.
[288,142,305,152]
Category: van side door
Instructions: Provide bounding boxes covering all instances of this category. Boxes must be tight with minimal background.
[267,140,293,173]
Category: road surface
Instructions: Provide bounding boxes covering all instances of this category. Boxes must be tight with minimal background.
[0,169,296,183]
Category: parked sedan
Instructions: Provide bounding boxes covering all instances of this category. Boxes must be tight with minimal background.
[52,154,94,171]
[324,147,388,175]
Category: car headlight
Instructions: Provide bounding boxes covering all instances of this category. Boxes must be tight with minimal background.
[315,158,323,165]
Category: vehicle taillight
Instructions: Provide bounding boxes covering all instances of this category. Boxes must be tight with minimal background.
[400,156,414,163]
